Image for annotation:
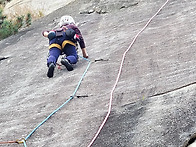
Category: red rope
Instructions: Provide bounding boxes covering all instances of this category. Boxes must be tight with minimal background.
[87,0,170,146]
[0,140,17,144]
[0,138,25,144]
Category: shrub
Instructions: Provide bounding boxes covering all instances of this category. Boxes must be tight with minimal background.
[0,7,17,39]
[26,12,31,27]
[16,15,24,28]
[0,10,32,40]
[0,19,18,39]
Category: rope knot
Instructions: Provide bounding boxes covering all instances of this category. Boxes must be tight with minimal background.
[16,138,26,144]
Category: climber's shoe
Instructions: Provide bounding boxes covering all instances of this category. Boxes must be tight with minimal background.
[47,62,55,78]
[61,58,73,71]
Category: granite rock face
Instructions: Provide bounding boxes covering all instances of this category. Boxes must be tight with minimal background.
[0,0,196,147]
[3,0,75,19]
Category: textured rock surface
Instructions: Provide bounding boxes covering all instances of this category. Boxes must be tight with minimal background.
[3,0,75,19]
[0,0,196,147]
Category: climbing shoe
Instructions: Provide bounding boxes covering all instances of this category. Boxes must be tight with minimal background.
[61,58,73,71]
[47,63,55,78]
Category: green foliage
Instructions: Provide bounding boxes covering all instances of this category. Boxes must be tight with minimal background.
[0,7,3,18]
[16,15,24,28]
[0,7,16,39]
[0,7,18,39]
[0,9,32,40]
[25,12,31,27]
[0,20,18,39]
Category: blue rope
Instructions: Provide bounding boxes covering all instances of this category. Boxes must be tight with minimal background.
[23,140,27,147]
[25,96,74,141]
[24,56,91,145]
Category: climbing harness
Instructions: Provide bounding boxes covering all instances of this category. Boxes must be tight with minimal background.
[49,40,76,50]
[87,0,170,146]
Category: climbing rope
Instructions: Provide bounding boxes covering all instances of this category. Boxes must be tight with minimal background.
[0,56,91,147]
[87,0,170,146]
[0,138,26,145]
[0,140,18,144]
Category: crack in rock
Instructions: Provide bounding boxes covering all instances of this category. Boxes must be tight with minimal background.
[149,82,196,97]
[0,56,9,61]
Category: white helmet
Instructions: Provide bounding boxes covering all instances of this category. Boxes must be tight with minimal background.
[59,15,75,26]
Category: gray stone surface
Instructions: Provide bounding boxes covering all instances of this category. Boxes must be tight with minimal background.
[0,0,196,147]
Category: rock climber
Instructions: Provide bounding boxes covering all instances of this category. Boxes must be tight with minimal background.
[42,15,88,78]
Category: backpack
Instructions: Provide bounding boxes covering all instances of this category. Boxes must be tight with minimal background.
[48,28,77,41]
[65,28,75,39]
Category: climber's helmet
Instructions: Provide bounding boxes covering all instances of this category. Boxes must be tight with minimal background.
[59,15,75,27]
